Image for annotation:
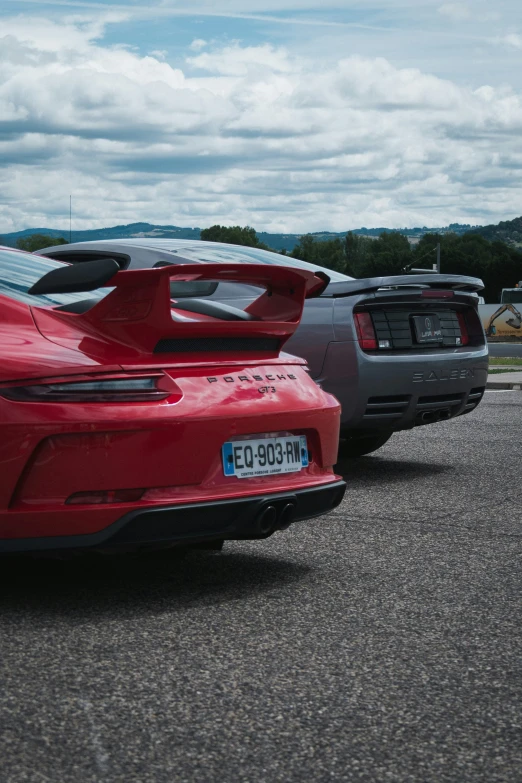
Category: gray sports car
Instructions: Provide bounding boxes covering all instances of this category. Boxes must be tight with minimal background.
[37,239,488,458]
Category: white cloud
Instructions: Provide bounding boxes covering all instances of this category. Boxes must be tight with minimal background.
[502,33,522,49]
[189,39,208,51]
[437,3,471,21]
[188,44,296,76]
[1,14,522,234]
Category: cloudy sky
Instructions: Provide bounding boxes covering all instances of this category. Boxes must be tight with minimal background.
[1,0,521,234]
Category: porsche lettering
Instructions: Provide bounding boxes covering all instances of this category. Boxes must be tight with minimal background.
[207,374,297,384]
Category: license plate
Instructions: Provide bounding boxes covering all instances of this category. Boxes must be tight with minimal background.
[222,435,308,479]
[412,314,443,344]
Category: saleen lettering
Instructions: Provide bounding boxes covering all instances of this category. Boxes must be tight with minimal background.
[413,369,475,382]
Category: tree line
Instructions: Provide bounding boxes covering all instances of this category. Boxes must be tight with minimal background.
[202,225,522,303]
[5,234,69,252]
[3,225,521,303]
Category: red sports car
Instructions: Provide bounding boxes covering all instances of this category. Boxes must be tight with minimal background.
[0,246,345,553]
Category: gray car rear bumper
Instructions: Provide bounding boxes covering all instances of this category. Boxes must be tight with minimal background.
[319,341,489,433]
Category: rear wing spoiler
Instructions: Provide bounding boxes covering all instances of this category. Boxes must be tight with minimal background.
[30,261,330,354]
[323,274,484,298]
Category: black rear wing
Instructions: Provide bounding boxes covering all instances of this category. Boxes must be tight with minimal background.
[323,274,484,298]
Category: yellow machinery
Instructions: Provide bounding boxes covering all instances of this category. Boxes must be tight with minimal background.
[485,303,522,337]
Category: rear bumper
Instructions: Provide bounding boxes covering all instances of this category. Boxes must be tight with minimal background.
[320,341,489,432]
[0,480,346,553]
[0,362,342,533]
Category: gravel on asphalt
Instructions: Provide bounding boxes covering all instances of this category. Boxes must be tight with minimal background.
[1,391,521,783]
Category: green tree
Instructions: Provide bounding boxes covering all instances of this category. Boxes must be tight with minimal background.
[200,225,270,250]
[413,233,522,302]
[16,234,68,252]
[290,235,347,273]
[344,232,374,277]
[199,224,522,301]
[361,232,412,277]
[340,231,413,278]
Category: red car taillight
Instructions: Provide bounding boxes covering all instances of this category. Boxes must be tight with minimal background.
[457,313,469,346]
[0,374,174,402]
[354,312,377,351]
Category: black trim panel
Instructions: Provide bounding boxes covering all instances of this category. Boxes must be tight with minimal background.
[40,250,131,270]
[0,481,346,553]
[154,337,280,353]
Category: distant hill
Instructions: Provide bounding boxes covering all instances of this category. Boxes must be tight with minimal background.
[0,222,202,247]
[466,216,522,248]
[0,221,483,252]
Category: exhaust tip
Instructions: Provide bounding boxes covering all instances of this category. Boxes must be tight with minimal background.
[278,502,297,530]
[419,408,452,425]
[256,504,278,535]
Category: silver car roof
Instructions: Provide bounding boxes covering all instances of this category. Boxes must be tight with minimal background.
[38,238,354,283]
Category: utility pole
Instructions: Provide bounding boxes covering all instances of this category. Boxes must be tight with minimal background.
[69,195,72,243]
[432,243,441,272]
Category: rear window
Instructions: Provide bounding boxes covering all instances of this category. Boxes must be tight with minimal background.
[155,243,355,284]
[0,249,109,308]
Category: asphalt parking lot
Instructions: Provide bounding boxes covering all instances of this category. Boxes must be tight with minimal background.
[1,391,521,783]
